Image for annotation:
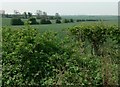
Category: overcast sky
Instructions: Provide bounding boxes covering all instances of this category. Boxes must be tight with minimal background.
[1,1,118,15]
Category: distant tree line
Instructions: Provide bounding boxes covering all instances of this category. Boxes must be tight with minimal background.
[8,10,63,25]
[76,19,102,22]
[1,10,104,25]
[2,10,62,20]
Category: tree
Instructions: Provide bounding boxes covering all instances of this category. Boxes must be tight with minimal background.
[0,10,5,17]
[36,10,42,19]
[55,13,61,20]
[70,19,74,23]
[13,10,20,18]
[40,12,52,24]
[28,17,39,25]
[14,10,20,15]
[11,18,24,25]
[40,18,52,24]
[5,14,9,18]
[63,19,69,23]
[42,12,47,19]
[56,19,61,24]
[28,12,32,18]
[23,12,27,19]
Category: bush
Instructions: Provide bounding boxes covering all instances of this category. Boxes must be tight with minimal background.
[2,24,119,86]
[11,18,24,25]
[63,19,69,23]
[2,26,103,86]
[70,19,74,22]
[46,20,52,24]
[2,27,69,86]
[56,19,61,24]
[40,19,46,24]
[40,19,52,24]
[28,17,39,25]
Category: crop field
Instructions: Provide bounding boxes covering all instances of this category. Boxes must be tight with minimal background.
[2,17,118,39]
[2,16,118,33]
[2,15,118,25]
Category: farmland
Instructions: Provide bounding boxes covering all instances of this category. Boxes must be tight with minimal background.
[2,16,118,39]
[2,15,118,33]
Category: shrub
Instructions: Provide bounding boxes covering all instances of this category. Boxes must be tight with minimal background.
[28,17,39,25]
[76,19,86,22]
[40,19,46,24]
[11,18,24,25]
[46,20,52,24]
[63,19,69,23]
[56,19,61,24]
[2,24,119,86]
[70,19,74,22]
[2,27,69,86]
[2,26,102,86]
[40,19,52,24]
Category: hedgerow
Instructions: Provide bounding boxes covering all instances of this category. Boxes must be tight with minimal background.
[2,23,119,86]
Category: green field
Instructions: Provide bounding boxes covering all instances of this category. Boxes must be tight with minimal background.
[2,17,118,39]
[2,15,118,26]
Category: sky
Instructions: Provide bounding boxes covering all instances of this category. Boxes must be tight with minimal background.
[1,0,119,15]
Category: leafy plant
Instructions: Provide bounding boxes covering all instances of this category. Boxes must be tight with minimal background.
[2,23,119,86]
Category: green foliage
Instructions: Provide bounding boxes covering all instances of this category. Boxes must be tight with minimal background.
[23,12,27,19]
[69,23,119,56]
[28,17,39,25]
[70,19,74,22]
[109,26,120,45]
[68,23,119,85]
[40,19,52,24]
[56,19,61,24]
[11,18,24,25]
[28,12,32,18]
[63,19,69,23]
[2,23,119,86]
[2,27,59,85]
[2,26,72,86]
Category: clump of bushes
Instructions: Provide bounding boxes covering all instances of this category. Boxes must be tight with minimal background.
[76,19,99,22]
[28,17,39,25]
[40,18,52,24]
[63,19,69,23]
[76,19,86,22]
[70,19,74,22]
[56,19,61,24]
[2,23,119,86]
[2,26,103,86]
[11,18,24,25]
[63,19,74,23]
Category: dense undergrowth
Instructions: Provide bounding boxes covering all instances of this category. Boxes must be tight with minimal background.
[2,23,119,86]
